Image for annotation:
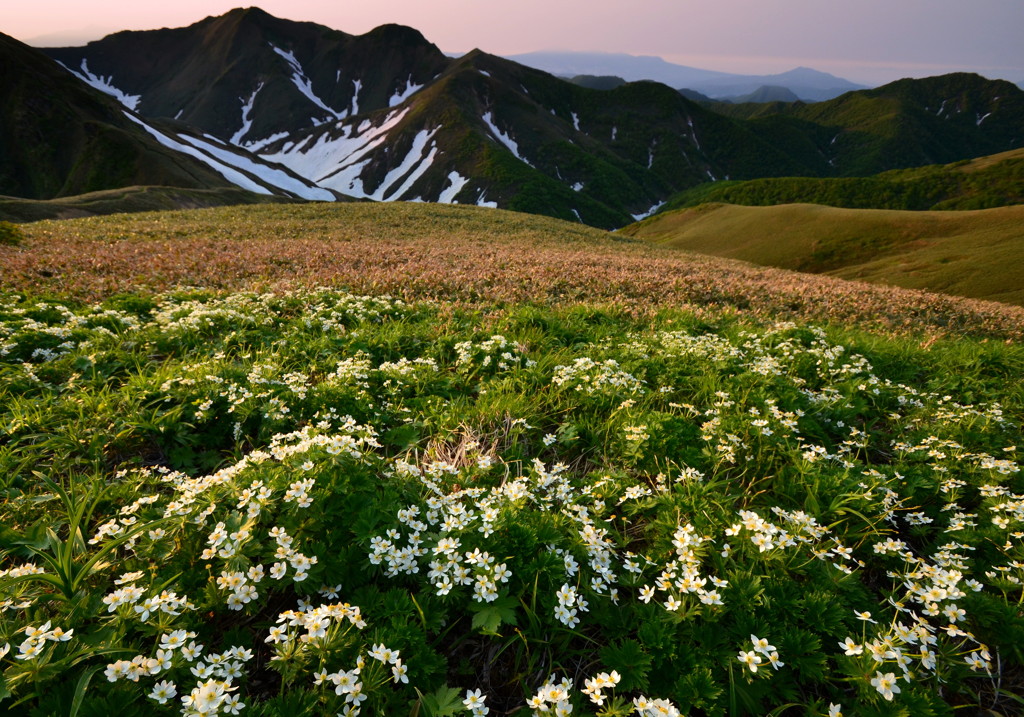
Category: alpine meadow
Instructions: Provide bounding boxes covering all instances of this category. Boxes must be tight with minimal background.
[2,5,1024,717]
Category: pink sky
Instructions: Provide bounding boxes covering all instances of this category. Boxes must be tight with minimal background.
[4,0,1023,85]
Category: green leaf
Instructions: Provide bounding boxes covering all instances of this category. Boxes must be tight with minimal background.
[600,638,652,692]
[416,685,464,717]
[69,666,101,717]
[469,594,518,636]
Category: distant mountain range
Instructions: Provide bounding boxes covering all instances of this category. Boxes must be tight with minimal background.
[2,7,1022,227]
[504,51,867,101]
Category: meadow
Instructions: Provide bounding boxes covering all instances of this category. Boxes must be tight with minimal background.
[622,203,1024,306]
[2,203,1024,716]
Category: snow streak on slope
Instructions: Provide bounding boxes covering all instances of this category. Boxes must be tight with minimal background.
[437,172,470,203]
[64,59,142,110]
[351,80,362,116]
[630,201,665,222]
[123,111,334,200]
[260,109,411,196]
[177,134,335,201]
[123,112,271,195]
[482,111,532,166]
[270,44,345,121]
[388,76,423,107]
[370,128,440,201]
[231,83,264,145]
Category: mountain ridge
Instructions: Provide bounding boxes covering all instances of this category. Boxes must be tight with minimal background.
[504,51,867,101]
[2,8,1021,228]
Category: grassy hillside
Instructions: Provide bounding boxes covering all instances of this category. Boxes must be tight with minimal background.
[0,185,299,222]
[1,202,1023,715]
[3,202,1023,340]
[622,202,1024,305]
[660,148,1024,212]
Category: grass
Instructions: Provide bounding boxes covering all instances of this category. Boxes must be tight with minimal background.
[4,202,1024,340]
[0,186,298,223]
[1,284,1022,716]
[622,203,1024,306]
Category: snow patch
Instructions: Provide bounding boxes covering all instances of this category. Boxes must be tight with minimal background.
[123,111,271,195]
[477,190,497,208]
[480,70,491,77]
[977,111,992,126]
[245,131,290,153]
[687,116,701,151]
[706,169,717,181]
[370,128,440,201]
[271,44,345,121]
[571,209,582,222]
[176,133,335,201]
[630,201,665,222]
[66,59,141,110]
[482,111,532,166]
[351,79,362,116]
[174,109,183,120]
[260,108,410,196]
[230,83,264,145]
[388,75,423,107]
[571,182,584,192]
[571,112,580,131]
[611,126,617,141]
[438,171,470,203]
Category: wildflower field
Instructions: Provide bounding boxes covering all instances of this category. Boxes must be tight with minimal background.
[2,203,1024,716]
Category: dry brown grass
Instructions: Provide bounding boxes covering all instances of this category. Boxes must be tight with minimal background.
[3,202,1024,340]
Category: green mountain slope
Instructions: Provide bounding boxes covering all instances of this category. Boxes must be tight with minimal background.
[621,202,1024,305]
[260,50,821,228]
[0,32,241,199]
[739,73,1024,177]
[660,148,1024,212]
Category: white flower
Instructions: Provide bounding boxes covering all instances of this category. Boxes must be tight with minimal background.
[148,680,177,704]
[870,671,900,701]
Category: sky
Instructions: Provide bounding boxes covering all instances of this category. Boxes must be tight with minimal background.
[4,0,1023,86]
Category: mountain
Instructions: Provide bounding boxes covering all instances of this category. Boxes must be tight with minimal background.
[691,67,867,102]
[504,52,865,101]
[755,73,1024,176]
[0,30,339,209]
[10,9,1023,229]
[504,51,733,88]
[722,85,801,104]
[657,148,1024,212]
[0,31,235,200]
[44,7,450,151]
[252,50,817,227]
[621,202,1024,305]
[568,75,627,91]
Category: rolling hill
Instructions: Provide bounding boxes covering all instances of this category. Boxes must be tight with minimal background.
[658,148,1024,212]
[621,202,1024,305]
[4,202,1022,339]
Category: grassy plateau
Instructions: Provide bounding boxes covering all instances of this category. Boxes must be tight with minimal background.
[622,203,1024,306]
[1,202,1024,717]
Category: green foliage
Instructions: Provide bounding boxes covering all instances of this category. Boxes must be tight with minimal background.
[1,288,1023,716]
